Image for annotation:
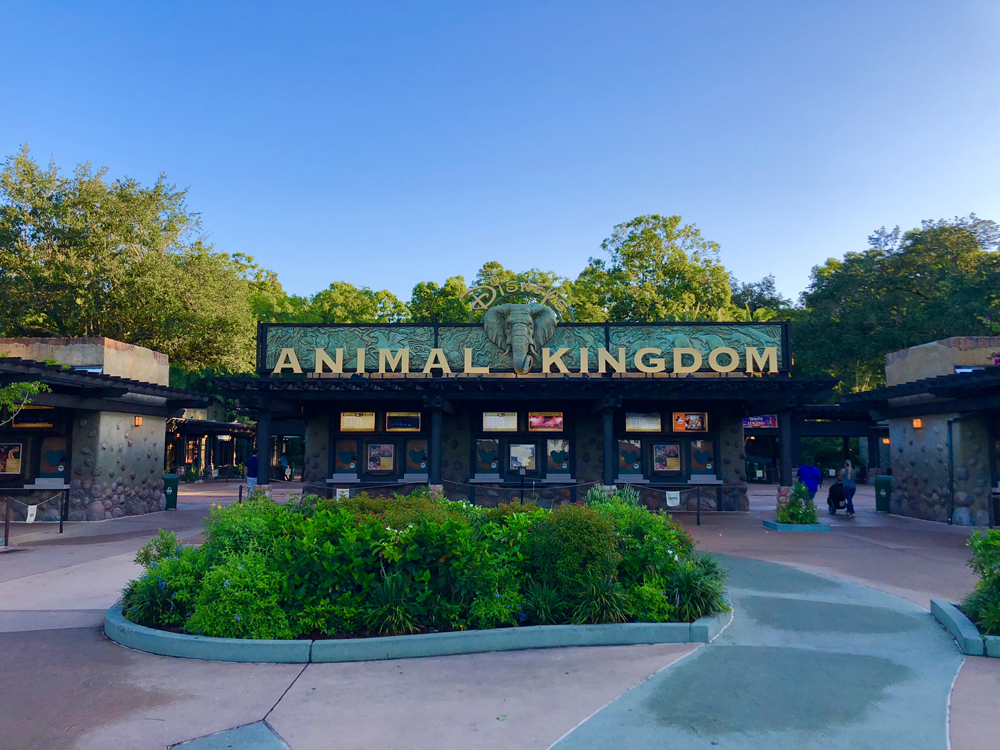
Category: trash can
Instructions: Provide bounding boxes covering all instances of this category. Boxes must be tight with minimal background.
[874,475,892,513]
[163,474,179,511]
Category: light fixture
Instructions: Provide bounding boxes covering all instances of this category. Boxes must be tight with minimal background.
[134,416,143,427]
[882,437,890,445]
[218,434,232,442]
[912,418,922,429]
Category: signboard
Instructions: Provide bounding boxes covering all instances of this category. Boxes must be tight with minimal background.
[0,443,22,475]
[386,413,421,432]
[509,443,536,471]
[12,406,54,429]
[743,415,778,429]
[528,412,563,432]
[367,443,394,471]
[340,412,376,432]
[483,412,518,432]
[653,443,681,472]
[673,413,708,433]
[626,413,661,433]
[665,491,681,507]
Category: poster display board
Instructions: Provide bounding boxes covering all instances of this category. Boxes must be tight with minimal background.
[341,412,376,432]
[673,412,708,433]
[743,415,778,429]
[12,406,54,429]
[509,443,536,471]
[653,443,681,472]
[528,412,563,432]
[366,443,394,471]
[0,443,22,475]
[626,412,661,432]
[483,412,518,432]
[386,412,421,432]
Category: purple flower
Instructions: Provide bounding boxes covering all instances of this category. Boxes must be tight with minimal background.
[234,615,242,621]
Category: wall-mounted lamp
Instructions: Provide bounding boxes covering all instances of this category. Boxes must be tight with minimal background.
[882,437,890,445]
[912,418,923,429]
[134,416,143,427]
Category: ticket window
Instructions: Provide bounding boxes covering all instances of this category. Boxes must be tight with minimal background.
[474,411,572,482]
[333,411,426,481]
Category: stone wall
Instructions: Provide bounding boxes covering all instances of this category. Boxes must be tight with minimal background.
[0,337,169,385]
[68,411,166,521]
[302,413,330,489]
[889,414,992,526]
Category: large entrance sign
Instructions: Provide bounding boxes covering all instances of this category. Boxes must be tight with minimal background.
[262,319,788,376]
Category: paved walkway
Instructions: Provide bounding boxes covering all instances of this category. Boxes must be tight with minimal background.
[1,485,998,749]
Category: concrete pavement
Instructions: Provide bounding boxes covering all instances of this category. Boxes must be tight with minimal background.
[0,481,997,749]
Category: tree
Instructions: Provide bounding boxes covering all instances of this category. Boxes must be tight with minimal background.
[408,276,471,323]
[793,215,1000,392]
[569,215,733,322]
[307,282,408,324]
[730,274,790,314]
[0,381,49,427]
[0,146,264,373]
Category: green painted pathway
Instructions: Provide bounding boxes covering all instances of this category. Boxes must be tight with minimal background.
[554,555,964,750]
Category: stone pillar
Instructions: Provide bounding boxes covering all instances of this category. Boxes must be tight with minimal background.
[256,410,271,487]
[602,408,615,489]
[428,407,443,492]
[204,436,214,478]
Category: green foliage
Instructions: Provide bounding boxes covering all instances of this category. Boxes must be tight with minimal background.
[134,529,181,567]
[663,556,730,623]
[121,492,728,638]
[967,530,1000,587]
[0,380,49,427]
[409,276,472,323]
[777,482,819,525]
[793,215,1000,392]
[962,530,1000,636]
[185,550,292,639]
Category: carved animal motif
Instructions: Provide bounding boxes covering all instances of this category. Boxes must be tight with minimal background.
[482,303,558,374]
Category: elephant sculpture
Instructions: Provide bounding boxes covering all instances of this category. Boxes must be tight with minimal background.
[482,303,558,374]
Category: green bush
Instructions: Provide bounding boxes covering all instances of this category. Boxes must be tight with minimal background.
[962,530,1000,636]
[185,550,292,639]
[121,491,729,638]
[777,482,819,525]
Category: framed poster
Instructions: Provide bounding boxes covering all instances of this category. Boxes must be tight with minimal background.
[483,412,518,432]
[0,443,23,475]
[743,415,778,429]
[528,412,563,432]
[626,412,661,433]
[341,412,376,432]
[509,443,536,471]
[653,443,681,472]
[367,443,394,472]
[673,412,708,433]
[386,412,421,432]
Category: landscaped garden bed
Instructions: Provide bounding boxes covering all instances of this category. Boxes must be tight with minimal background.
[933,529,1000,657]
[764,482,830,532]
[118,487,730,644]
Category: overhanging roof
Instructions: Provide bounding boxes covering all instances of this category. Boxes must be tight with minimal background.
[843,368,1000,417]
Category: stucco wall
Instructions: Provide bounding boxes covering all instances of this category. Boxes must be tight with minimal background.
[886,337,1000,386]
[888,414,992,526]
[68,411,166,520]
[0,337,170,385]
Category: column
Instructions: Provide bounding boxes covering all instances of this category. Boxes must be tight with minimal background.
[256,410,271,486]
[204,436,214,478]
[867,433,879,469]
[602,408,615,488]
[428,408,443,491]
[778,411,793,487]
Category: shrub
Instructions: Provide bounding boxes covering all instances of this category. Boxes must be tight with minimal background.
[522,579,568,625]
[365,572,423,635]
[571,576,629,624]
[627,576,675,623]
[962,530,1000,636]
[134,529,181,567]
[185,550,292,639]
[526,503,619,592]
[201,493,287,563]
[121,545,205,628]
[663,556,730,623]
[777,482,818,525]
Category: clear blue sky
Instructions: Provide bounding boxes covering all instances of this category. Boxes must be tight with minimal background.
[3,1,998,303]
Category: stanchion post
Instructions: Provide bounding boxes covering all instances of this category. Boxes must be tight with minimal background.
[60,488,68,534]
[239,484,244,503]
[3,498,10,548]
[696,486,701,526]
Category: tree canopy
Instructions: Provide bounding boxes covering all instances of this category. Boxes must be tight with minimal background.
[792,215,1000,391]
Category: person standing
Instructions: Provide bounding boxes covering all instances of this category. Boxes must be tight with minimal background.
[797,463,821,500]
[245,449,259,492]
[840,460,857,517]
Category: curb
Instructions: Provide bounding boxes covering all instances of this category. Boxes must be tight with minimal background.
[104,605,728,663]
[762,520,831,532]
[104,605,311,663]
[930,600,986,656]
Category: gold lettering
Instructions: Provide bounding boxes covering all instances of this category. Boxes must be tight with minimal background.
[506,281,518,293]
[579,347,590,374]
[422,348,452,374]
[355,348,366,374]
[746,347,778,374]
[673,348,703,374]
[634,347,665,373]
[708,347,740,373]
[542,347,571,373]
[597,347,627,373]
[273,348,302,374]
[520,281,534,292]
[463,348,490,374]
[315,348,343,374]
[379,348,410,373]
